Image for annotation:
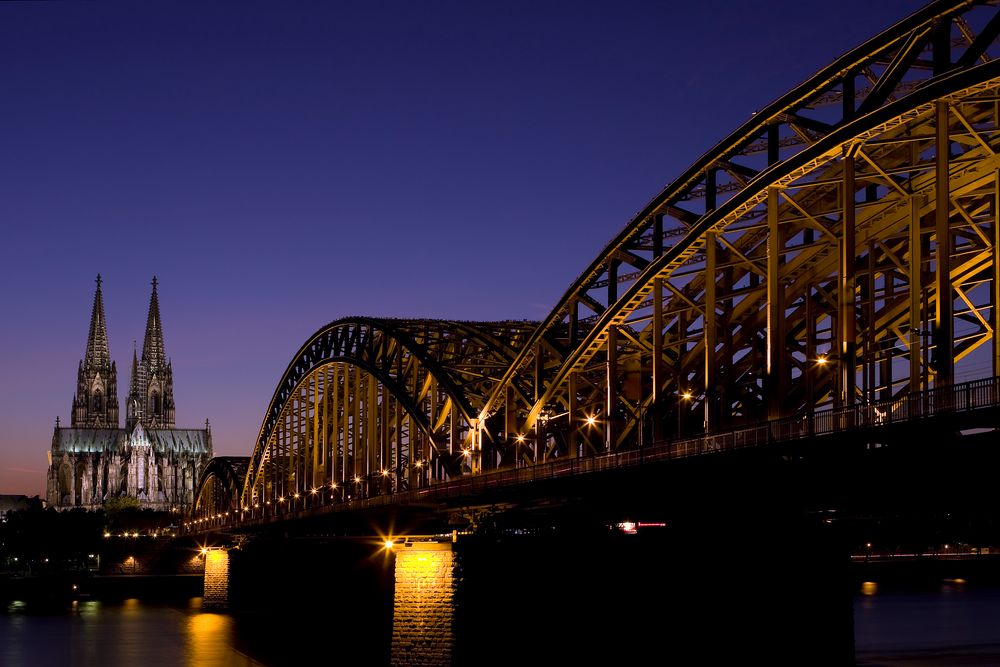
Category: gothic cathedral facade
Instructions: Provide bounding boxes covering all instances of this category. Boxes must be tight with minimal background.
[47,277,213,511]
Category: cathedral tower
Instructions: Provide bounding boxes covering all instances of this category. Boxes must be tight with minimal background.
[71,275,120,427]
[127,277,176,430]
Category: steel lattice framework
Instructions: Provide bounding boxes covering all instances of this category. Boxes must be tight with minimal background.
[194,0,1000,520]
[238,318,535,507]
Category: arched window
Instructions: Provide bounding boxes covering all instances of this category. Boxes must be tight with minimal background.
[93,391,103,412]
[151,392,160,415]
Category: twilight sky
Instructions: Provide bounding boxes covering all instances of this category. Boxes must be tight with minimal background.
[0,0,921,495]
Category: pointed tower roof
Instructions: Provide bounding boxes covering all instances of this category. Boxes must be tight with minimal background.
[84,274,111,369]
[141,276,167,372]
[128,341,139,396]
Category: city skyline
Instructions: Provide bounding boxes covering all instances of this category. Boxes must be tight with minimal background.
[0,0,919,495]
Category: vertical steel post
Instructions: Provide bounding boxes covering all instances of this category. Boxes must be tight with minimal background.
[652,215,665,441]
[704,231,718,430]
[910,196,923,392]
[994,172,1000,378]
[841,153,857,406]
[767,187,785,419]
[934,100,954,386]
[606,326,618,452]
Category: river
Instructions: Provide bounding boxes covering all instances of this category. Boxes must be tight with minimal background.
[2,583,1000,665]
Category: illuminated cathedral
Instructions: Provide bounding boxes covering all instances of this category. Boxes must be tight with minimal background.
[46,276,212,511]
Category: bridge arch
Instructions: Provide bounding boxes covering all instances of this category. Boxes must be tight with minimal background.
[192,456,249,522]
[241,317,535,507]
[478,0,1000,460]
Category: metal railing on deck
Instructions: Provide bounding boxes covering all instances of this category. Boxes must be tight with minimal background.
[187,376,1000,532]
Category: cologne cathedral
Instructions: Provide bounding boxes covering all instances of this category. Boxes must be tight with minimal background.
[46,276,212,511]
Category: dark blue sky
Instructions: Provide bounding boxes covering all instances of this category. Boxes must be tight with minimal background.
[0,0,921,494]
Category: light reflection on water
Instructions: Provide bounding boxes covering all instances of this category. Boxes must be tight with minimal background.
[855,581,1000,665]
[0,598,264,667]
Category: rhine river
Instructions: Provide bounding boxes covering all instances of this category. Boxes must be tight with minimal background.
[1,584,999,666]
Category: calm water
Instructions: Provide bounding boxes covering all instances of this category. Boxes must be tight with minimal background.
[0,598,263,667]
[855,581,1000,665]
[2,586,999,665]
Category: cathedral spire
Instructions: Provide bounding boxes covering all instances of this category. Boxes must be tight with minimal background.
[141,276,166,372]
[72,274,119,428]
[128,277,175,430]
[84,274,110,370]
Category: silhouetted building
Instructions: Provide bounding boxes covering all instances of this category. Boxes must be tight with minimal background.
[47,277,212,511]
[0,495,42,521]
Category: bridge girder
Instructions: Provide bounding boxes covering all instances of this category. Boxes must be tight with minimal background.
[475,0,1000,461]
[239,318,535,508]
[193,1,1000,524]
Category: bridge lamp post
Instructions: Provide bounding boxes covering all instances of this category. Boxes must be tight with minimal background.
[353,475,363,499]
[329,482,338,502]
[292,492,300,512]
[310,487,319,508]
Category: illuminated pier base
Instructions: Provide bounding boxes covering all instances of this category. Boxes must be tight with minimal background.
[390,542,458,667]
[202,548,230,610]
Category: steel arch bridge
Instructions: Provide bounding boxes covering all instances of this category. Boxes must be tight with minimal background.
[194,0,1000,523]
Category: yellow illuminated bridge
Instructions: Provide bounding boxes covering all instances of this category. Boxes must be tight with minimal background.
[191,0,1000,530]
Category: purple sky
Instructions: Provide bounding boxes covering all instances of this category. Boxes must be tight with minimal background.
[0,0,921,495]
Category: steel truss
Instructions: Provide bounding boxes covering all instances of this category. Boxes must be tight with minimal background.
[194,0,1000,519]
[237,318,534,508]
[477,0,1000,461]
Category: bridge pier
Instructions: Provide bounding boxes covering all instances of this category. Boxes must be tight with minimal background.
[202,547,230,610]
[390,541,458,667]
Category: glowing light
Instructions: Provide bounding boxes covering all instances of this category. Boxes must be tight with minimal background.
[866,543,872,548]
[310,488,318,494]
[617,521,638,534]
[381,469,389,477]
[414,461,422,468]
[293,493,300,499]
[861,581,877,596]
[354,476,362,483]
[200,548,209,556]
[330,483,337,490]
[681,391,693,400]
[585,414,597,427]
[384,539,395,550]
[515,434,526,443]
[278,497,285,502]
[816,355,829,365]
[103,532,111,538]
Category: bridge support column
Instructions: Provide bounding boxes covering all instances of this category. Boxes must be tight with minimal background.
[391,541,458,667]
[934,100,954,386]
[841,152,857,406]
[202,547,230,610]
[767,187,786,419]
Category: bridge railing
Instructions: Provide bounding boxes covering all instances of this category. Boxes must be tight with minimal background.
[417,376,1000,497]
[187,376,1000,532]
[662,375,1000,461]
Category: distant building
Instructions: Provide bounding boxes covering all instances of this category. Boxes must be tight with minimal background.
[0,495,41,521]
[46,277,212,511]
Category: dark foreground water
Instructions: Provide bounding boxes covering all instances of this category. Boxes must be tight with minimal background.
[2,584,1000,666]
[855,581,1000,666]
